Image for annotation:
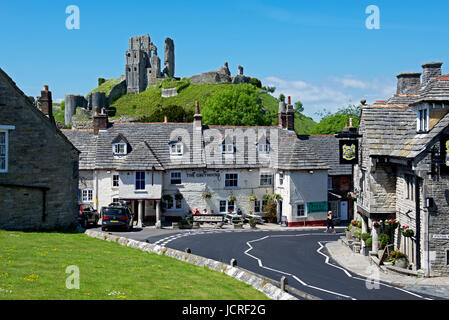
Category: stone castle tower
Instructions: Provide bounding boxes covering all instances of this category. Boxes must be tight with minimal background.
[125,34,175,94]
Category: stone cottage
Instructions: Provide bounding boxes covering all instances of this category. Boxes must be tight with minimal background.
[354,62,449,276]
[0,68,80,230]
[63,97,333,227]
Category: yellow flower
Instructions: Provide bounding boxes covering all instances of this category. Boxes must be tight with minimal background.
[24,274,39,282]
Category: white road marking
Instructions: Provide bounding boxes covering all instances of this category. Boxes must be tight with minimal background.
[244,233,356,300]
[316,240,431,300]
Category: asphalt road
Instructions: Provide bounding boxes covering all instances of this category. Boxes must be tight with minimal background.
[95,227,439,300]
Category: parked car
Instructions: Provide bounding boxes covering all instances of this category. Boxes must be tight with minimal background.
[101,203,135,231]
[78,204,100,228]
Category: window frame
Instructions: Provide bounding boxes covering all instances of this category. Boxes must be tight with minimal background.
[296,203,307,218]
[170,171,182,185]
[135,171,146,191]
[112,143,127,156]
[222,143,235,154]
[328,176,333,191]
[254,200,261,213]
[112,174,120,188]
[224,173,239,188]
[81,188,94,203]
[417,104,430,133]
[258,143,270,154]
[260,172,273,186]
[169,142,183,156]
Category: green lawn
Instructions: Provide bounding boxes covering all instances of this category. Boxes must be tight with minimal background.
[0,230,268,300]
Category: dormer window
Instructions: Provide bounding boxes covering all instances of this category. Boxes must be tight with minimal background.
[258,143,270,153]
[417,104,429,132]
[113,143,127,155]
[170,142,183,156]
[222,143,235,154]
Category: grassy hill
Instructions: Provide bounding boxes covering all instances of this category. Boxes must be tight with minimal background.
[89,79,316,134]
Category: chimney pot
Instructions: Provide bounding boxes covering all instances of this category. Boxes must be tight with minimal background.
[288,96,291,105]
[164,115,168,123]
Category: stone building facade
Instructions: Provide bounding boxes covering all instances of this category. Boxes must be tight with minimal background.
[354,62,449,276]
[0,68,80,230]
[63,99,336,228]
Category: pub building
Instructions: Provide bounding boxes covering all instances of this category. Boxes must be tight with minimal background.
[63,98,349,228]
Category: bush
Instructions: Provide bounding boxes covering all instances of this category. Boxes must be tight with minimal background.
[353,228,362,240]
[262,200,277,223]
[98,78,106,86]
[366,237,372,248]
[361,233,371,242]
[378,233,390,250]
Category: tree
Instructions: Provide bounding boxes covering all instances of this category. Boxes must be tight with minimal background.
[279,94,285,102]
[294,101,304,113]
[202,84,272,126]
[267,86,276,93]
[310,104,361,135]
[250,78,262,88]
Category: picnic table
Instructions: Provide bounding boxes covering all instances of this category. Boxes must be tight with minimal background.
[244,213,265,224]
[224,213,244,224]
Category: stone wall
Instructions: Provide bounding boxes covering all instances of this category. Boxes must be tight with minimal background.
[415,138,449,276]
[0,70,79,230]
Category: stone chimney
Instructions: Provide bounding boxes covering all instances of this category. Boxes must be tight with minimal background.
[396,72,421,94]
[193,101,203,128]
[278,100,286,128]
[286,96,295,131]
[93,106,108,135]
[422,62,443,85]
[40,85,55,124]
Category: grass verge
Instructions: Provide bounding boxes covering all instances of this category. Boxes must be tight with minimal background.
[0,230,268,300]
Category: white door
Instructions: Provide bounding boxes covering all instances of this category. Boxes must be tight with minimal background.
[340,201,348,221]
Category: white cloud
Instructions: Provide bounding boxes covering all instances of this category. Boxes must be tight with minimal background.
[263,75,396,121]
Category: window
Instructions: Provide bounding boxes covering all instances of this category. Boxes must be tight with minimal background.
[279,172,284,186]
[258,143,270,153]
[405,175,414,200]
[166,196,174,210]
[170,142,183,156]
[82,189,93,203]
[112,197,119,204]
[328,177,333,191]
[222,143,235,154]
[417,105,429,132]
[175,198,182,209]
[135,171,146,190]
[219,200,235,213]
[170,172,182,185]
[219,200,227,213]
[260,173,273,186]
[113,143,127,155]
[0,131,6,172]
[112,174,120,188]
[254,200,261,213]
[225,173,239,187]
[296,203,306,217]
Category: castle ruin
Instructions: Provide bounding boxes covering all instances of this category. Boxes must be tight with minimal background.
[125,34,175,94]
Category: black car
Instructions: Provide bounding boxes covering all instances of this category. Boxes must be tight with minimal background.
[101,204,134,231]
[78,205,100,228]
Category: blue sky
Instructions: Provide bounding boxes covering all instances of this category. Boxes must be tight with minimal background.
[1,0,449,120]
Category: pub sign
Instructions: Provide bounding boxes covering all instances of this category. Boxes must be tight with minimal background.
[339,140,358,165]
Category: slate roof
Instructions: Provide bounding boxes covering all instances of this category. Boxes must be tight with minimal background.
[362,69,449,159]
[298,135,352,176]
[63,123,330,172]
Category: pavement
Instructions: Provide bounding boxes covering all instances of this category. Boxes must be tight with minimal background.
[325,240,449,300]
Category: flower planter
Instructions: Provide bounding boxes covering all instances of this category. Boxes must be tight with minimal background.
[395,258,408,269]
[233,223,243,229]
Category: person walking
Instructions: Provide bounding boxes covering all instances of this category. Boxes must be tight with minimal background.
[325,210,336,233]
